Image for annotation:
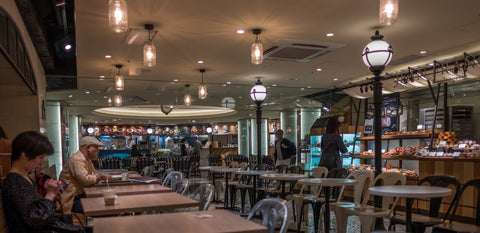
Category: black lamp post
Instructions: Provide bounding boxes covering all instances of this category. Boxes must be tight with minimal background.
[250,79,267,164]
[362,30,393,229]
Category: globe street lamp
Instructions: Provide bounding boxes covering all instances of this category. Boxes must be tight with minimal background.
[363,30,393,230]
[250,79,267,164]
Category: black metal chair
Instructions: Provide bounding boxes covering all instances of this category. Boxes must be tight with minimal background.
[432,178,480,233]
[389,175,462,233]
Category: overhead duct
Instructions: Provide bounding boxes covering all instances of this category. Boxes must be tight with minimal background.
[263,40,344,62]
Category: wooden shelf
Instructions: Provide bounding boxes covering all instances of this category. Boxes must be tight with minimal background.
[350,154,480,161]
[350,154,418,160]
[356,133,438,141]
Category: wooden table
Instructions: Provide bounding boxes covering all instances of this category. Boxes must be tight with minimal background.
[81,192,198,217]
[95,175,160,186]
[297,178,357,233]
[260,173,308,197]
[93,209,267,233]
[369,185,452,233]
[84,184,172,198]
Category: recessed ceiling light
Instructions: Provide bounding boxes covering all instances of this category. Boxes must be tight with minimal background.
[173,79,178,82]
[99,75,105,79]
[307,86,312,88]
[238,96,243,99]
[105,55,111,58]
[236,29,245,34]
[300,88,305,90]
[226,81,231,84]
[333,78,338,81]
[68,95,73,98]
[326,33,334,37]
[272,84,277,87]
[197,60,204,64]
[296,99,301,102]
[429,63,434,66]
[103,96,108,99]
[316,68,322,72]
[420,50,427,54]
[85,91,90,94]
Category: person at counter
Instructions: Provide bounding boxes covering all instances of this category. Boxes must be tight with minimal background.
[192,135,202,156]
[319,118,348,170]
[180,139,188,157]
[2,131,84,233]
[59,136,110,214]
[130,144,142,157]
[273,129,297,166]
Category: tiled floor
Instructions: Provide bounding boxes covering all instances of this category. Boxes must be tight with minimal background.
[188,177,414,233]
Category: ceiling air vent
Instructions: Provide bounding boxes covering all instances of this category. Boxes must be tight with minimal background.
[263,40,344,62]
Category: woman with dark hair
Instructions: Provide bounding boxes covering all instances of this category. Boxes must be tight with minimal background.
[318,118,348,170]
[2,131,84,233]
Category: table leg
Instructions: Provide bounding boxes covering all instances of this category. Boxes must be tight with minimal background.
[324,186,331,233]
[281,180,286,198]
[252,176,257,206]
[212,173,217,202]
[224,173,229,209]
[406,197,413,233]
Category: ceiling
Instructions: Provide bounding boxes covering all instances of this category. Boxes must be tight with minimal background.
[39,0,480,125]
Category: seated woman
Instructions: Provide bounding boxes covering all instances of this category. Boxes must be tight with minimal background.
[1,131,84,233]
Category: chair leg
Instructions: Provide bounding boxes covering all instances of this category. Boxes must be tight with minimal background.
[297,202,307,232]
[312,202,322,233]
[240,188,246,214]
[332,207,348,233]
[359,215,376,233]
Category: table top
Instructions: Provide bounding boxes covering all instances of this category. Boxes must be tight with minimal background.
[210,168,242,173]
[81,192,198,216]
[260,173,308,181]
[368,185,452,198]
[84,184,172,198]
[235,170,275,175]
[93,209,267,233]
[95,175,159,186]
[199,166,227,171]
[297,178,358,186]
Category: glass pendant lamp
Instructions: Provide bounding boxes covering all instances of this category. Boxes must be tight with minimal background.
[251,29,263,65]
[108,0,128,33]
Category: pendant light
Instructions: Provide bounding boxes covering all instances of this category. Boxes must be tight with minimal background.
[114,94,122,107]
[143,24,157,67]
[108,0,128,33]
[198,69,207,100]
[251,29,263,65]
[379,0,398,26]
[115,64,124,91]
[184,84,192,106]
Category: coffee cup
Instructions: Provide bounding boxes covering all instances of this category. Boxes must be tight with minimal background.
[121,172,128,181]
[103,189,117,206]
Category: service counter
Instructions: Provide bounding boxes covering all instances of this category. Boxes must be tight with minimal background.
[99,149,149,160]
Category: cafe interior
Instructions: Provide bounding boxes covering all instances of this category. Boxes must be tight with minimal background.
[1,0,480,232]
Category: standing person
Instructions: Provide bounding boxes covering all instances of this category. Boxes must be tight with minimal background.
[2,131,84,233]
[272,129,297,166]
[319,118,348,170]
[130,144,142,157]
[180,138,188,157]
[59,136,110,214]
[192,136,202,156]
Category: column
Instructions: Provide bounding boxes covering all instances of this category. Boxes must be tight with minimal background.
[250,118,268,156]
[237,119,250,157]
[46,101,63,178]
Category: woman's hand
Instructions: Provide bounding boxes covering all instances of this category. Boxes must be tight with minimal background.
[44,179,62,201]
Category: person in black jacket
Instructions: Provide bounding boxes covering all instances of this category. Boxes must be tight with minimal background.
[2,131,84,233]
[272,129,297,166]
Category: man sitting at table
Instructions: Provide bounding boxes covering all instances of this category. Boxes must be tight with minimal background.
[59,136,110,214]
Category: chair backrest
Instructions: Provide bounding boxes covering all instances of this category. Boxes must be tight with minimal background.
[337,170,374,205]
[287,166,302,174]
[162,171,183,188]
[447,178,480,225]
[247,198,290,233]
[275,165,289,174]
[239,162,248,170]
[172,178,190,195]
[229,161,239,168]
[191,184,215,211]
[310,167,329,178]
[371,172,406,211]
[418,175,462,218]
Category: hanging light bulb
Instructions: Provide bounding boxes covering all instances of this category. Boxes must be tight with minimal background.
[198,69,207,100]
[184,84,192,106]
[251,29,263,65]
[379,0,398,26]
[108,0,128,33]
[107,97,112,106]
[114,94,122,106]
[114,65,124,91]
[143,24,157,67]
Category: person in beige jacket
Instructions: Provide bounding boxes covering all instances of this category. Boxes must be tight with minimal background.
[59,136,109,213]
